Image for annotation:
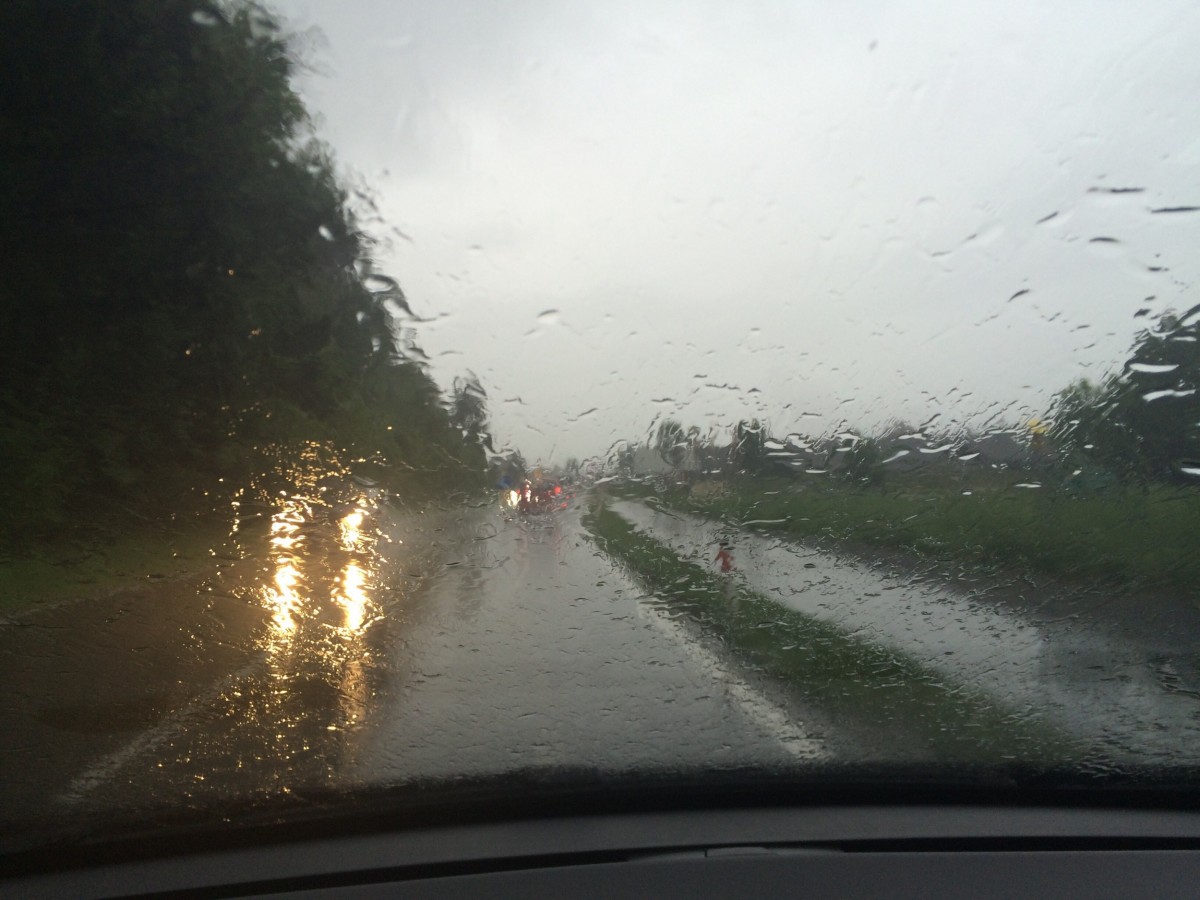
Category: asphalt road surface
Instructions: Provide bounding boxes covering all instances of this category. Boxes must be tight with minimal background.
[6,487,1200,841]
[0,494,822,835]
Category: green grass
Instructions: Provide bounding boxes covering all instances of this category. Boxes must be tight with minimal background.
[584,500,1081,765]
[0,518,233,616]
[614,475,1200,598]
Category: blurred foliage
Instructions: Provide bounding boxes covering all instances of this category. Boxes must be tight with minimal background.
[488,449,527,488]
[0,0,485,548]
[1051,308,1200,485]
[841,437,885,487]
[733,419,766,475]
[655,419,687,468]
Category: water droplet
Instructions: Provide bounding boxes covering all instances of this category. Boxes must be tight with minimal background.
[363,274,400,293]
[191,9,220,26]
[1143,388,1196,402]
[318,225,335,241]
[1128,362,1179,374]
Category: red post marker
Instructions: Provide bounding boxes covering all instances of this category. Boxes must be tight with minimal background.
[716,542,734,573]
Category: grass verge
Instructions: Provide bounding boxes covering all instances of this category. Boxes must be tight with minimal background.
[613,476,1200,597]
[0,518,234,617]
[585,500,1080,765]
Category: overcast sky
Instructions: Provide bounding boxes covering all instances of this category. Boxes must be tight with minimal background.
[272,0,1200,464]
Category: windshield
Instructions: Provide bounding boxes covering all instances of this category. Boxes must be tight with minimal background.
[4,0,1200,856]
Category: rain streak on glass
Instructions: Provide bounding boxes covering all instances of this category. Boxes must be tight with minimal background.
[2,0,1200,851]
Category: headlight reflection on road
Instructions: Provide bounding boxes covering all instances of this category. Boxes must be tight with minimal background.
[334,505,377,636]
[263,497,312,641]
[202,449,390,791]
[339,507,366,549]
[336,562,369,633]
[260,496,382,653]
[269,563,302,636]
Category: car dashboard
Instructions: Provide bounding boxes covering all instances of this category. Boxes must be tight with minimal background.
[7,800,1200,898]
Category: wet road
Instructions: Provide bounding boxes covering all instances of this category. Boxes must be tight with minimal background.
[611,498,1200,765]
[0,496,821,830]
[344,504,823,782]
[7,487,1200,837]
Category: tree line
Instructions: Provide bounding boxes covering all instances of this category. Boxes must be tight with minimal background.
[624,306,1199,490]
[1051,307,1200,485]
[0,0,488,547]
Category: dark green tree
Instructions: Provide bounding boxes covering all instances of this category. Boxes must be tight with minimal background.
[506,450,528,483]
[656,419,687,468]
[733,419,766,474]
[842,437,885,487]
[1051,307,1200,484]
[451,375,490,443]
[0,0,485,542]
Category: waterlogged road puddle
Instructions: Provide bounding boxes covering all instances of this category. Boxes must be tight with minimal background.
[609,499,1200,764]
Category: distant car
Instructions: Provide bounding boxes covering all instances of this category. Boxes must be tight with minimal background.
[515,481,567,514]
